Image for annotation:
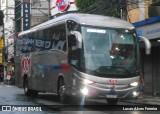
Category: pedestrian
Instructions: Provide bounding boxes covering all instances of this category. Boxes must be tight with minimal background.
[139,76,144,99]
[6,71,12,85]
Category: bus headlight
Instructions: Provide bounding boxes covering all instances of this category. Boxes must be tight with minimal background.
[133,91,138,96]
[83,79,94,84]
[130,82,138,87]
[80,87,88,95]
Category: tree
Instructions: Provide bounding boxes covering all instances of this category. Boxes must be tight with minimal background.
[75,0,96,12]
[75,0,121,18]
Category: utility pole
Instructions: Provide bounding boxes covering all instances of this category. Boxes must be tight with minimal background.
[6,0,8,21]
[47,0,51,19]
[121,0,128,20]
[0,0,1,9]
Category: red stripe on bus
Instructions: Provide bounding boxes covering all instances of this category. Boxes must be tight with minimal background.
[60,65,71,70]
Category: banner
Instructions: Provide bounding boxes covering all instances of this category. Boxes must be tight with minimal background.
[0,105,160,111]
[23,0,30,31]
[16,37,66,53]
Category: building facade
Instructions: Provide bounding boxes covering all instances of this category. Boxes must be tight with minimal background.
[0,0,14,65]
[133,16,160,96]
[30,0,49,27]
[129,0,160,95]
[15,0,49,33]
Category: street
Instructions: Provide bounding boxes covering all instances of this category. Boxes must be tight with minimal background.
[0,82,160,114]
[1,0,160,114]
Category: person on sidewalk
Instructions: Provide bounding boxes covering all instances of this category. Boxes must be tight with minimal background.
[139,76,144,99]
[6,71,12,85]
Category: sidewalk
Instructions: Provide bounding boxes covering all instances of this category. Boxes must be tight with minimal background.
[124,95,160,105]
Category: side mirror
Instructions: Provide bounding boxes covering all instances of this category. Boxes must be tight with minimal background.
[138,36,151,54]
[70,31,82,48]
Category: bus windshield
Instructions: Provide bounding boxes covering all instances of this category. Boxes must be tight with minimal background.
[80,26,139,77]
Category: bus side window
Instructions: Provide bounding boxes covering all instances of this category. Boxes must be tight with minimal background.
[68,35,78,66]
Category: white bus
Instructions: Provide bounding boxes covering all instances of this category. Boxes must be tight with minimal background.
[15,13,151,104]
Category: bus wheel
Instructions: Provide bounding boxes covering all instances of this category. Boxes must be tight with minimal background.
[71,97,83,105]
[58,79,67,103]
[31,90,38,97]
[23,78,32,96]
[106,98,118,105]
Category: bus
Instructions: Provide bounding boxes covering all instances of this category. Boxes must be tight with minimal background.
[15,13,151,105]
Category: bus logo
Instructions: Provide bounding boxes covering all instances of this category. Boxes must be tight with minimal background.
[21,55,31,76]
[109,79,118,83]
[56,0,69,12]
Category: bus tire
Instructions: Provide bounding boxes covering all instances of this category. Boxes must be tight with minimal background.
[106,98,118,105]
[71,96,83,105]
[23,77,32,96]
[31,90,38,97]
[58,78,67,103]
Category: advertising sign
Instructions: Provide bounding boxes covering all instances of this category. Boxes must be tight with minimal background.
[23,0,30,31]
[0,53,2,64]
[16,37,66,53]
[135,22,160,39]
[50,0,77,16]
[21,55,31,76]
[0,38,3,48]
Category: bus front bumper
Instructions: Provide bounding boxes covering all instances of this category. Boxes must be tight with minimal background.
[71,84,139,100]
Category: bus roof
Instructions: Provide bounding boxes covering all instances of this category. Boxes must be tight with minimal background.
[19,13,134,36]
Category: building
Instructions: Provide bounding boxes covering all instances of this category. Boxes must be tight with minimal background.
[128,0,160,96]
[0,0,49,79]
[30,0,49,27]
[127,0,152,23]
[0,0,15,81]
[0,0,14,61]
[15,0,49,33]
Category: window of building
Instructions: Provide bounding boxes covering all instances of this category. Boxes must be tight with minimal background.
[128,0,139,10]
[2,0,5,4]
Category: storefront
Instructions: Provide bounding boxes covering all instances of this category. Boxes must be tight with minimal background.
[133,16,160,96]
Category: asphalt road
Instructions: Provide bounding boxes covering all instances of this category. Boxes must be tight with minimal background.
[0,82,159,114]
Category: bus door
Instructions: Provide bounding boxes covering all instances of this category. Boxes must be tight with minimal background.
[67,34,80,91]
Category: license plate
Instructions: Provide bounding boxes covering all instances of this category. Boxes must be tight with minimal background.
[106,94,117,98]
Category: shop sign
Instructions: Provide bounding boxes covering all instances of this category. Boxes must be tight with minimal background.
[50,0,77,16]
[23,0,30,31]
[136,22,160,39]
